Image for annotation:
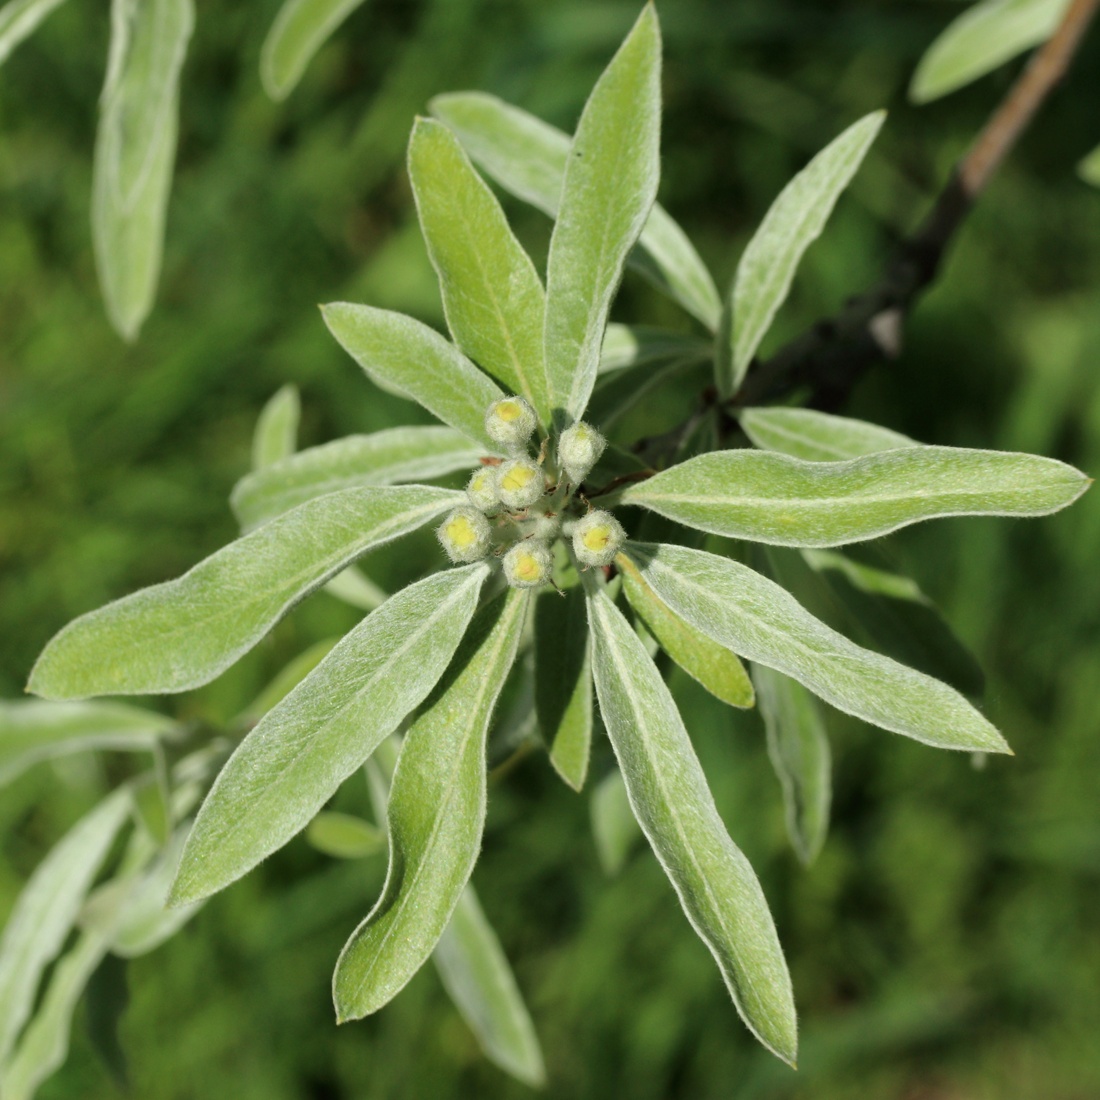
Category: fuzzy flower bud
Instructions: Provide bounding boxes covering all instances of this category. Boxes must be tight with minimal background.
[502,541,553,589]
[557,421,606,484]
[496,457,545,511]
[485,396,537,451]
[465,467,499,512]
[437,506,491,563]
[572,510,625,568]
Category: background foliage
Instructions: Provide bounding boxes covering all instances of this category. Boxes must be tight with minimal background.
[2,0,1099,1096]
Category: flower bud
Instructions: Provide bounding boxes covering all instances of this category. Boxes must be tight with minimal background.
[485,396,537,451]
[572,510,625,568]
[502,541,553,589]
[557,421,606,484]
[437,506,491,563]
[465,467,499,512]
[496,457,545,511]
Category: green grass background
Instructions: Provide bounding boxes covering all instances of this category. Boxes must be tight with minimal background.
[2,0,1099,1096]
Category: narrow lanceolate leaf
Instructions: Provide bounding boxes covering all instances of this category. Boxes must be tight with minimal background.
[619,554,754,708]
[430,91,720,331]
[600,324,711,373]
[621,446,1091,548]
[232,426,484,530]
[306,812,385,860]
[322,303,504,449]
[0,0,70,66]
[169,565,488,905]
[739,407,916,462]
[627,542,1010,753]
[717,112,884,396]
[753,665,830,865]
[334,589,528,1021]
[586,587,797,1064]
[590,768,642,877]
[93,0,193,341]
[260,0,368,101]
[251,384,300,471]
[0,790,130,1064]
[544,5,662,426]
[0,701,175,786]
[409,118,551,424]
[534,586,593,790]
[1080,144,1100,188]
[434,888,547,1088]
[909,0,1070,104]
[28,485,461,700]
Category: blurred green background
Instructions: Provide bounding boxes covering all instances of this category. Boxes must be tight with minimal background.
[2,0,1099,1096]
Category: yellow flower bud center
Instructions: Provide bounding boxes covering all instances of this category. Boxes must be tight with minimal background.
[445,514,479,549]
[496,400,523,423]
[513,551,543,583]
[500,465,537,493]
[582,524,612,553]
[470,471,489,493]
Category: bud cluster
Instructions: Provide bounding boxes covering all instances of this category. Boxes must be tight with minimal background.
[436,394,625,589]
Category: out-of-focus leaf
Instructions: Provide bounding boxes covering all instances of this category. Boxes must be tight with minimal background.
[232,427,484,530]
[237,638,340,723]
[305,812,386,860]
[717,112,884,396]
[590,768,642,876]
[322,303,504,449]
[0,790,130,1063]
[627,542,1009,753]
[260,0,369,101]
[92,0,193,340]
[0,701,174,786]
[587,357,705,433]
[28,485,461,699]
[434,887,546,1088]
[618,554,754,708]
[799,548,923,602]
[0,0,71,66]
[430,91,720,331]
[409,118,551,424]
[534,586,592,790]
[543,5,661,427]
[600,324,711,373]
[251,384,300,471]
[1080,144,1100,187]
[586,585,797,1065]
[739,407,916,462]
[909,0,1070,104]
[621,446,1091,548]
[753,665,830,865]
[334,590,528,1020]
[169,565,488,906]
[323,566,388,611]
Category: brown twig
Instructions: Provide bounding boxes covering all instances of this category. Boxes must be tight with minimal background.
[731,0,1100,412]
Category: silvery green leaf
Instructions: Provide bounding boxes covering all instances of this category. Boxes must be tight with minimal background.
[429,91,720,331]
[237,638,339,723]
[590,768,642,877]
[333,589,528,1021]
[739,407,916,462]
[627,542,1010,753]
[28,485,460,699]
[409,117,551,425]
[233,427,484,530]
[1080,144,1100,188]
[323,565,388,610]
[909,0,1070,104]
[600,324,711,374]
[92,0,193,341]
[305,812,385,860]
[621,446,1091,548]
[544,4,661,426]
[0,0,70,66]
[251,384,300,471]
[0,701,175,786]
[322,303,505,449]
[169,564,489,905]
[260,0,368,101]
[0,790,130,1064]
[618,554,754,708]
[586,586,797,1064]
[534,586,593,791]
[717,111,884,395]
[434,888,546,1088]
[753,665,830,865]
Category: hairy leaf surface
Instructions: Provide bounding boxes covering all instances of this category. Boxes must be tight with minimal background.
[739,407,916,462]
